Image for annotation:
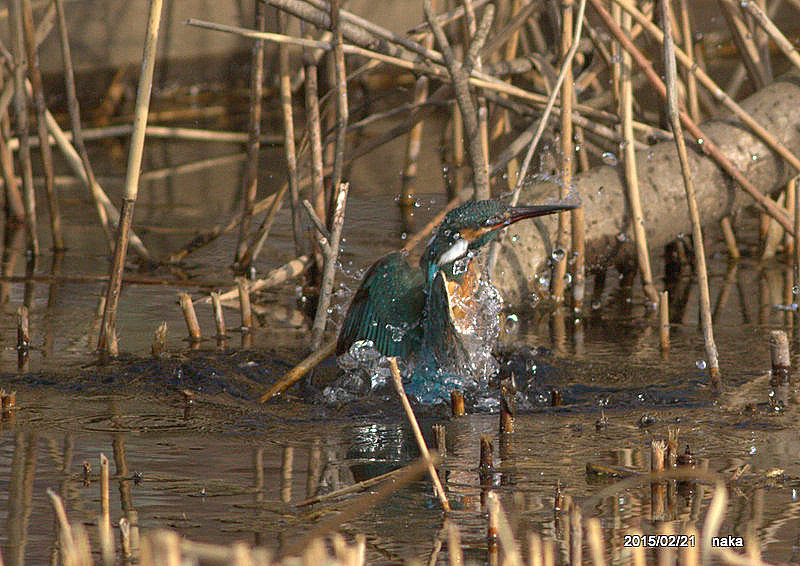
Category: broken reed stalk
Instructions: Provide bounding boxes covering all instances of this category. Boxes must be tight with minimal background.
[738,0,800,75]
[279,11,304,258]
[450,389,465,416]
[389,357,451,512]
[11,0,38,256]
[551,0,576,304]
[768,329,790,383]
[620,8,659,306]
[479,434,493,485]
[586,518,606,566]
[97,0,163,357]
[593,0,794,234]
[612,0,800,177]
[432,423,446,456]
[22,0,63,250]
[210,292,226,338]
[485,0,587,276]
[424,0,491,200]
[151,321,167,357]
[659,290,669,351]
[660,0,720,388]
[499,377,515,434]
[401,37,431,207]
[178,292,202,342]
[53,0,112,248]
[259,340,336,402]
[236,278,253,331]
[310,182,349,349]
[235,2,266,265]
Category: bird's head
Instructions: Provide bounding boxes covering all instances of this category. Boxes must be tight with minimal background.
[420,199,579,283]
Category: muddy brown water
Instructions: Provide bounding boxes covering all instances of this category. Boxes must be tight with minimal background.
[1,120,800,565]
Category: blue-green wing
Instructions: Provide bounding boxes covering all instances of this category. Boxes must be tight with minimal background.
[337,251,425,359]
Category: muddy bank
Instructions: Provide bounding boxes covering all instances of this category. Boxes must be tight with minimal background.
[495,71,800,305]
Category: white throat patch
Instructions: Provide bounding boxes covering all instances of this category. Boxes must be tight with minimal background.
[437,238,468,266]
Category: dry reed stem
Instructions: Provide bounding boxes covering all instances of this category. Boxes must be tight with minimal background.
[612,0,800,176]
[296,463,408,507]
[702,482,727,564]
[280,12,305,258]
[551,0,575,304]
[328,0,349,218]
[660,0,720,387]
[586,518,606,566]
[311,183,349,349]
[485,492,523,566]
[210,292,226,338]
[593,0,794,234]
[659,290,669,351]
[620,8,659,306]
[179,292,202,341]
[11,0,38,256]
[236,278,253,330]
[259,340,336,402]
[151,321,167,357]
[677,0,699,122]
[303,34,327,261]
[97,0,163,356]
[389,357,451,512]
[22,0,62,250]
[235,3,266,265]
[447,521,464,566]
[720,216,741,259]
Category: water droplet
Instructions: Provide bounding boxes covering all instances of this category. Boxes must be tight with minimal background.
[564,272,572,285]
[647,150,655,160]
[551,249,566,263]
[505,314,519,334]
[530,293,541,306]
[750,153,760,162]
[793,285,800,295]
[616,232,628,243]
[749,445,757,455]
[601,152,618,166]
[695,359,707,370]
[697,138,704,145]
[511,234,519,242]
[592,300,602,310]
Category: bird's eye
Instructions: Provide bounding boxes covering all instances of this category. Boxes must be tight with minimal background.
[437,238,468,266]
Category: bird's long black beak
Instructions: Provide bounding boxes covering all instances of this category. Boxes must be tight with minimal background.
[496,201,581,229]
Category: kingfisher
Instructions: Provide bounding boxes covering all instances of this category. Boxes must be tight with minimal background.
[337,199,578,396]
